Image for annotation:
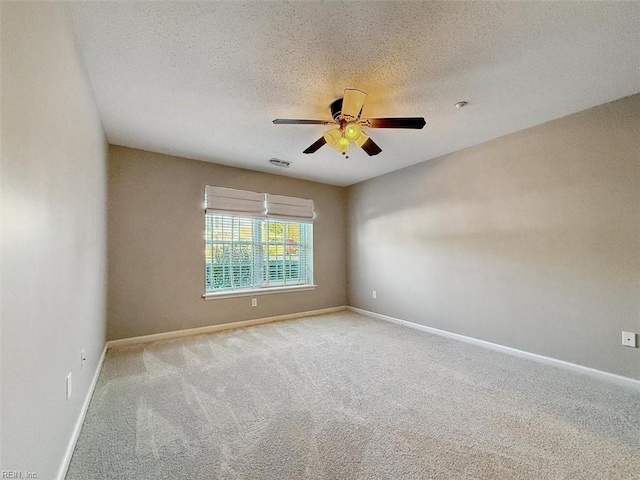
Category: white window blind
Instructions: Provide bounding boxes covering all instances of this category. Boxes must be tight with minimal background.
[205,215,313,293]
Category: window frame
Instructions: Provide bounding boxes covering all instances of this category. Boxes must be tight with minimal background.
[202,214,315,300]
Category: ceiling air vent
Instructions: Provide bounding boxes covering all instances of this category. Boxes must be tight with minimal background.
[269,158,291,168]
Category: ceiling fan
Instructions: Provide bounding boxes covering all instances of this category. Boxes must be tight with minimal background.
[273,88,426,157]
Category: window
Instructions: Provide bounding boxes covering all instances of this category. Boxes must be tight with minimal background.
[203,186,314,297]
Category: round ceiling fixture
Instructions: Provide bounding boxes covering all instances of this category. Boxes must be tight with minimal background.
[455,101,468,109]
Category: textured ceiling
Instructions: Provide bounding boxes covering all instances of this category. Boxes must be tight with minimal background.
[71,1,640,186]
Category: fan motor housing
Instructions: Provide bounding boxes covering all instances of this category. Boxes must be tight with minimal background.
[330,98,343,122]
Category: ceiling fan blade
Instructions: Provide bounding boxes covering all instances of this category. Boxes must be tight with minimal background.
[341,89,367,119]
[273,119,330,125]
[366,117,426,129]
[361,137,382,156]
[303,136,327,154]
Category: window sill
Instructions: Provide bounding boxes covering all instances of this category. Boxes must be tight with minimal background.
[202,284,317,300]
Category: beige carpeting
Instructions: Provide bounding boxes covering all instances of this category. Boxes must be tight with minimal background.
[67,311,640,479]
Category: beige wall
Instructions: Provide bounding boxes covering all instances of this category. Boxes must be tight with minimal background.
[348,95,640,380]
[107,146,347,340]
[1,3,107,478]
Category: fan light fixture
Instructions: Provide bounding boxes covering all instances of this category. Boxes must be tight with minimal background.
[324,124,361,154]
[344,123,362,142]
[323,128,342,148]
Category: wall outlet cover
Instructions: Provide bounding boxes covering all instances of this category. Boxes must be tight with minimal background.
[622,331,636,348]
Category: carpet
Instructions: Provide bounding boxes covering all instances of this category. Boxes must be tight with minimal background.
[66,311,640,479]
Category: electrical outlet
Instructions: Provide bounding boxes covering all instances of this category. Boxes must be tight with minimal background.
[251,298,257,307]
[622,331,637,347]
[66,372,72,400]
[372,290,377,299]
[80,349,86,370]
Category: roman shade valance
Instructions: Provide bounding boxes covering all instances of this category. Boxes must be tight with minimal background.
[265,193,315,221]
[205,186,266,217]
[205,186,314,222]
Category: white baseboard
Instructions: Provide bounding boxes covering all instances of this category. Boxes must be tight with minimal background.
[107,305,348,349]
[348,306,640,392]
[57,343,108,480]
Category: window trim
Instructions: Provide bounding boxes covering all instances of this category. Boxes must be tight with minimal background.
[203,213,314,297]
[202,284,317,300]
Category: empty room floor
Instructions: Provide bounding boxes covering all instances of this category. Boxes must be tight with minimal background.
[67,312,640,479]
